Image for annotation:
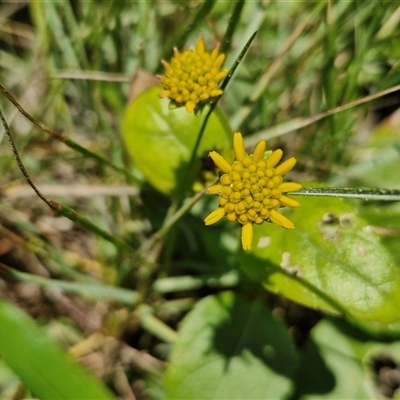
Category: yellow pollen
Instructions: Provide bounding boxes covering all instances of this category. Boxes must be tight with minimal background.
[222,186,233,197]
[225,203,235,212]
[220,175,231,185]
[219,197,229,206]
[230,192,242,203]
[227,212,237,222]
[242,157,252,167]
[239,214,248,224]
[235,202,247,214]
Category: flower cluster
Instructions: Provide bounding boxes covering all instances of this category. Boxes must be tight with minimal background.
[204,132,302,250]
[159,37,228,114]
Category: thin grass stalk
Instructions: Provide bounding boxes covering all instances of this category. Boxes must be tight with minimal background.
[155,177,218,241]
[135,305,178,344]
[291,187,400,201]
[244,82,400,147]
[0,107,54,209]
[220,0,246,55]
[49,201,134,252]
[231,2,324,130]
[0,82,139,183]
[153,270,239,293]
[0,263,141,307]
[0,106,135,253]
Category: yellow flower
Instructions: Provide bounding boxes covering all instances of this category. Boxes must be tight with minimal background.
[159,37,228,114]
[204,132,302,250]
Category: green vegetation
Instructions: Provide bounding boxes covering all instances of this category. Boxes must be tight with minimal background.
[1,1,400,399]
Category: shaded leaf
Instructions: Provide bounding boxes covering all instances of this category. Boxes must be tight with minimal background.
[294,320,374,399]
[165,291,296,399]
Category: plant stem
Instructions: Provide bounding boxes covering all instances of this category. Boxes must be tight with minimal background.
[0,263,141,307]
[49,200,134,251]
[291,187,400,201]
[156,178,218,240]
[245,82,400,147]
[135,304,178,344]
[0,82,139,183]
[0,107,54,209]
[153,270,239,293]
[0,107,135,252]
[220,0,246,55]
[182,30,258,195]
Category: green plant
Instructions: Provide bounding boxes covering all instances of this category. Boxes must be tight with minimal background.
[1,1,400,399]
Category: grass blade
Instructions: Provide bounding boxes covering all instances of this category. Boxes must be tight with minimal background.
[0,298,115,400]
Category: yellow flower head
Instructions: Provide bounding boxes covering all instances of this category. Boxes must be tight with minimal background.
[204,132,302,250]
[159,37,228,114]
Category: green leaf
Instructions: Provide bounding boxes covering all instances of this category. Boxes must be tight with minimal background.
[240,195,400,322]
[122,86,232,195]
[0,299,114,400]
[357,202,400,266]
[165,291,296,399]
[294,320,374,399]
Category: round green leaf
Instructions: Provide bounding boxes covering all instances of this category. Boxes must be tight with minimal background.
[0,299,114,400]
[165,291,296,399]
[122,86,232,194]
[239,195,400,322]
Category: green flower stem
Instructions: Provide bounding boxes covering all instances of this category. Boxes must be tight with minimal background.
[0,82,139,183]
[153,270,239,294]
[154,27,258,257]
[138,180,217,295]
[139,184,220,298]
[155,177,218,241]
[183,30,258,195]
[291,187,400,201]
[135,305,178,344]
[0,263,141,307]
[190,30,258,170]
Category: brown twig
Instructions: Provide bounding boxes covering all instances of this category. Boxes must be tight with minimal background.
[0,82,139,181]
[0,106,56,210]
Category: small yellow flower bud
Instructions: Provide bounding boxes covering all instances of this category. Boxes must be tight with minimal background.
[159,37,227,113]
